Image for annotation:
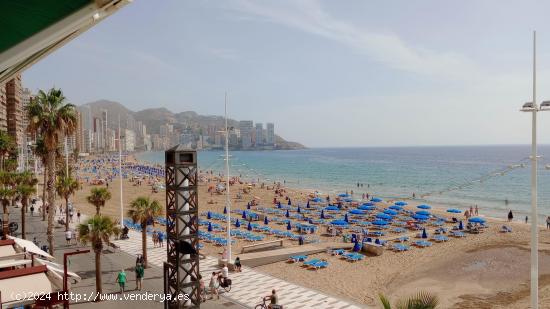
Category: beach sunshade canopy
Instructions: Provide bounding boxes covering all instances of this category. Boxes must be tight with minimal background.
[371,198,383,202]
[376,213,392,220]
[235,219,240,228]
[349,209,367,215]
[394,201,408,206]
[389,205,403,211]
[417,204,432,209]
[412,214,430,220]
[358,204,376,211]
[447,208,462,213]
[383,209,398,216]
[468,217,486,223]
[0,0,132,85]
[325,206,340,211]
[312,197,322,202]
[338,193,350,197]
[416,210,431,216]
[330,220,349,226]
[343,198,353,202]
[8,236,53,260]
[36,258,81,282]
[372,219,389,226]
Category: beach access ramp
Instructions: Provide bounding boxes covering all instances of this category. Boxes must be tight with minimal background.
[236,242,354,267]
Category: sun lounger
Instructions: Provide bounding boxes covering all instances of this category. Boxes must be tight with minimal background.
[450,231,466,237]
[393,244,409,252]
[331,249,345,255]
[395,236,409,242]
[289,255,308,262]
[303,259,321,267]
[414,240,432,248]
[432,235,449,242]
[309,261,329,270]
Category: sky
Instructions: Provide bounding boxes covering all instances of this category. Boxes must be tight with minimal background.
[22,0,550,147]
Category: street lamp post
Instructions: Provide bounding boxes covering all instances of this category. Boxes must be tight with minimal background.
[520,30,550,309]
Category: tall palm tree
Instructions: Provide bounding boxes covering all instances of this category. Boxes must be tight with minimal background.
[78,215,119,299]
[34,137,52,222]
[87,187,112,215]
[56,174,80,231]
[0,131,14,171]
[128,196,162,268]
[26,88,77,254]
[0,188,15,239]
[16,183,36,239]
[379,291,439,309]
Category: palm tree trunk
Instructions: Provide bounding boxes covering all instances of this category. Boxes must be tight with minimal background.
[2,202,8,240]
[21,198,26,239]
[142,223,148,268]
[95,249,102,300]
[42,165,47,221]
[65,196,69,231]
[96,205,100,215]
[46,150,56,255]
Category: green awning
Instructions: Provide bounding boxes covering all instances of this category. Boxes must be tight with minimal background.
[0,0,91,54]
[0,0,131,85]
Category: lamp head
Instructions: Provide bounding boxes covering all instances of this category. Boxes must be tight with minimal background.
[540,100,550,110]
[521,101,536,112]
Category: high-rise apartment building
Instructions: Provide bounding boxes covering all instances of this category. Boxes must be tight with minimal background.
[101,109,108,150]
[255,123,264,146]
[266,123,275,146]
[239,120,253,149]
[0,82,7,132]
[6,75,24,149]
[124,129,135,152]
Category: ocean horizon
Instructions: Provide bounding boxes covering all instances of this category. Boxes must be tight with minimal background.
[136,145,550,221]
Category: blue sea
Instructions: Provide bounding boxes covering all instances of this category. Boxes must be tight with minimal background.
[136,145,550,221]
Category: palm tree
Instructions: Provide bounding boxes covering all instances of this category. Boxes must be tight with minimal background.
[16,183,36,239]
[26,88,77,254]
[0,188,15,239]
[56,174,80,231]
[128,196,162,268]
[0,131,14,171]
[379,291,439,309]
[87,187,112,215]
[34,137,51,221]
[78,215,119,299]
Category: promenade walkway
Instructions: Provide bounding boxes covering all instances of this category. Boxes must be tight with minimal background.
[112,230,366,309]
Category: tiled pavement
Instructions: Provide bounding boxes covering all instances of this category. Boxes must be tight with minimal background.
[112,230,366,309]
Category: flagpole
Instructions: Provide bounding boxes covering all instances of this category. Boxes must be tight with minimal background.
[225,92,232,263]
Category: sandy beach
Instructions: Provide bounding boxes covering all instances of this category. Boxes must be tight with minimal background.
[43,154,550,308]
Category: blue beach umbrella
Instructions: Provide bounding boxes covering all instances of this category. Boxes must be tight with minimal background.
[416,210,431,216]
[306,200,310,208]
[278,201,282,208]
[372,219,389,226]
[395,201,407,206]
[325,206,339,211]
[223,206,227,214]
[358,204,376,211]
[247,203,251,210]
[338,193,349,197]
[344,198,353,203]
[242,211,247,219]
[312,197,322,203]
[417,204,432,210]
[287,221,292,230]
[422,228,428,239]
[264,216,269,225]
[207,222,213,232]
[447,208,462,214]
[235,219,241,228]
[371,197,383,202]
[412,214,429,221]
[389,205,403,211]
[288,199,292,206]
[344,213,349,222]
[207,211,212,220]
[285,209,290,218]
[320,210,325,219]
[468,217,486,224]
[297,206,301,213]
[331,220,348,226]
[459,220,464,230]
[349,209,366,215]
[247,221,253,231]
[384,209,398,216]
[376,213,392,220]
[353,239,361,252]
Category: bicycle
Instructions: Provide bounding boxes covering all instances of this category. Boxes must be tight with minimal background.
[255,298,282,309]
[219,277,232,292]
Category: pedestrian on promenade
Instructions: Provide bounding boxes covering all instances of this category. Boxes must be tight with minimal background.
[209,272,219,300]
[30,205,34,216]
[117,269,127,293]
[65,229,72,245]
[152,231,158,248]
[158,232,164,248]
[135,263,144,291]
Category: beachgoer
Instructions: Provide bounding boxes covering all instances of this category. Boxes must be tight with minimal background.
[508,210,513,222]
[65,229,72,245]
[469,206,474,215]
[135,263,144,291]
[475,205,479,216]
[235,257,242,272]
[547,216,550,229]
[525,216,528,224]
[152,231,158,248]
[464,210,470,219]
[77,211,81,222]
[199,274,206,301]
[117,269,127,293]
[30,205,34,216]
[221,247,228,261]
[209,272,219,300]
[158,232,164,247]
[263,289,279,309]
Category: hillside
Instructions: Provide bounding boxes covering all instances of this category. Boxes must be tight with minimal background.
[81,100,306,149]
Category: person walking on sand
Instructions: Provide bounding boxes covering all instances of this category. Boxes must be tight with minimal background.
[117,269,127,293]
[508,210,514,222]
[546,216,550,229]
[525,216,528,224]
[469,206,474,216]
[475,205,479,216]
[135,263,144,291]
